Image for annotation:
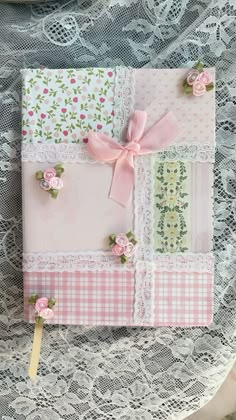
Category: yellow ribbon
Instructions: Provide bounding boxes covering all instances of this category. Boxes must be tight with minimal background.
[28,322,43,380]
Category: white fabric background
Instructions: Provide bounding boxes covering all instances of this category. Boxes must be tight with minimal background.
[0,1,235,419]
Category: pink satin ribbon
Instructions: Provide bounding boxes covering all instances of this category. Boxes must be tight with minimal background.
[87,110,179,207]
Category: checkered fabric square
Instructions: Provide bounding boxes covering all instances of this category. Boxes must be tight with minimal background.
[24,270,213,326]
[24,271,135,326]
[154,271,213,326]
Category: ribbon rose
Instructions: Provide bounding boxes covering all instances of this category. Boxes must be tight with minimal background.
[87,110,179,207]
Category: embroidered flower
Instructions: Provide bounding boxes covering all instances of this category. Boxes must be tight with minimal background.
[35,164,64,199]
[124,242,135,257]
[197,71,212,85]
[35,297,48,313]
[192,81,206,97]
[186,69,199,85]
[49,177,63,190]
[39,308,54,320]
[44,167,56,181]
[116,233,129,247]
[40,179,51,191]
[109,231,137,264]
[112,244,125,256]
[183,61,214,96]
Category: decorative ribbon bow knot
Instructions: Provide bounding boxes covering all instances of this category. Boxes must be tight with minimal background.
[87,110,179,207]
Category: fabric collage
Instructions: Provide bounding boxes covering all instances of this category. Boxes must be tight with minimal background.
[21,66,215,327]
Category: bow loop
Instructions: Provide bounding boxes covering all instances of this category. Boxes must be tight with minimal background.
[87,110,179,207]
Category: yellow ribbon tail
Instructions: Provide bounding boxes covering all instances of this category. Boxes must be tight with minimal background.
[28,322,43,380]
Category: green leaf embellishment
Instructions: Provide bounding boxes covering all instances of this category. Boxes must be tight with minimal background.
[35,164,64,199]
[28,294,38,304]
[183,61,214,96]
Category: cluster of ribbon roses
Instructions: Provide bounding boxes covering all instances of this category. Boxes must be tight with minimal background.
[109,232,137,264]
[35,164,64,198]
[183,61,214,97]
[29,295,56,324]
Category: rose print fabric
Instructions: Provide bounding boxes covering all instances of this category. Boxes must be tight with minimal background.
[22,68,115,144]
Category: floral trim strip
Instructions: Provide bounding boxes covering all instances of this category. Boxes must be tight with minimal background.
[154,161,191,253]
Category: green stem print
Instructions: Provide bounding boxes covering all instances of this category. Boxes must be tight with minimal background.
[154,161,190,253]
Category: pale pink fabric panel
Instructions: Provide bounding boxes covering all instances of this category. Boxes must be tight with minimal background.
[134,68,215,144]
[190,162,214,252]
[22,162,133,252]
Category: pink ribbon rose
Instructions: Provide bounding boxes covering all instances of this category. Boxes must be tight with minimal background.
[112,244,125,256]
[197,71,212,85]
[192,81,206,97]
[186,69,199,85]
[44,167,56,181]
[40,179,51,191]
[116,233,129,247]
[49,177,64,190]
[124,242,135,257]
[39,308,54,320]
[35,297,48,313]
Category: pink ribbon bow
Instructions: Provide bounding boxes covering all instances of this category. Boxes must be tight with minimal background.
[87,110,179,207]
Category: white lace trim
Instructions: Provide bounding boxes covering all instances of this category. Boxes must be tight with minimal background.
[113,67,135,140]
[154,253,214,272]
[134,261,155,325]
[21,142,95,163]
[23,251,134,272]
[156,143,215,162]
[21,142,215,163]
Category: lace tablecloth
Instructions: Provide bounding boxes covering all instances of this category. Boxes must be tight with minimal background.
[0,1,235,419]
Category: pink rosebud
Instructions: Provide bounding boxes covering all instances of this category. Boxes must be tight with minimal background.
[82,95,87,101]
[44,99,49,105]
[89,104,94,109]
[52,118,57,123]
[82,86,87,92]
[100,97,105,103]
[22,130,27,136]
[57,69,63,74]
[66,90,72,96]
[29,130,33,136]
[30,120,35,125]
[116,233,129,247]
[25,95,31,101]
[94,87,98,92]
[103,110,108,116]
[35,85,40,91]
[73,97,78,103]
[108,71,113,77]
[186,69,199,85]
[83,138,88,144]
[49,176,63,190]
[57,97,62,103]
[70,78,76,84]
[41,113,46,119]
[112,244,125,256]
[111,110,115,116]
[47,71,52,76]
[197,71,212,85]
[77,75,82,80]
[97,124,102,130]
[54,132,59,138]
[72,105,77,111]
[80,130,85,136]
[88,113,93,119]
[45,126,50,131]
[40,179,51,191]
[109,97,113,102]
[61,108,67,113]
[43,88,49,94]
[192,80,206,97]
[28,111,34,116]
[124,242,135,257]
[80,114,85,120]
[35,297,48,313]
[96,79,102,84]
[44,167,56,181]
[39,307,54,320]
[72,133,77,140]
[63,130,68,136]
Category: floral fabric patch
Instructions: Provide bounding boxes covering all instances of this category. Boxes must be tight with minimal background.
[22,68,115,144]
[154,161,190,253]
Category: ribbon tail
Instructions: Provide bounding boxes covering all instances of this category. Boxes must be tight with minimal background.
[109,152,134,207]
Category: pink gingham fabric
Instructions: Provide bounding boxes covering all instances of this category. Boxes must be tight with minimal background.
[24,270,213,326]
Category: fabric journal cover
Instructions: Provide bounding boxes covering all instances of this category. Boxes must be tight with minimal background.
[21,67,215,327]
